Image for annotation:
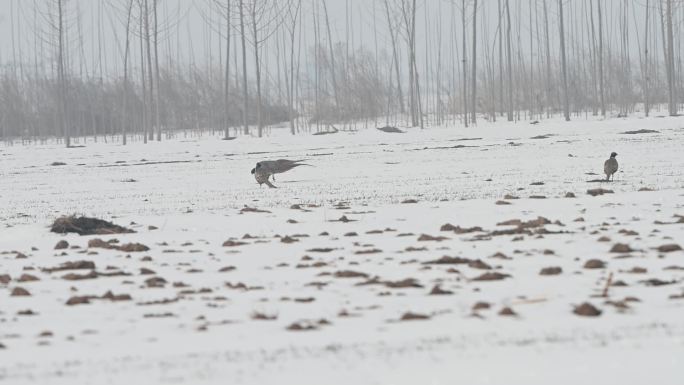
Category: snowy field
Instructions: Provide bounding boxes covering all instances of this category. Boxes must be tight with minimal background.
[1,116,684,384]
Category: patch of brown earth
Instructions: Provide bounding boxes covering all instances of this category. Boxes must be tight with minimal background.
[573,302,602,317]
[51,216,134,235]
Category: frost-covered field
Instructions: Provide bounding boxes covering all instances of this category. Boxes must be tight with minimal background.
[1,116,684,385]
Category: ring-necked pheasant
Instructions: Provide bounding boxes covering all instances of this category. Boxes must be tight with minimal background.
[250,159,310,188]
[604,152,618,181]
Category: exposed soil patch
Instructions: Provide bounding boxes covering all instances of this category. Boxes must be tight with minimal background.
[573,302,602,317]
[400,312,430,321]
[472,272,511,281]
[657,244,682,253]
[587,188,614,196]
[540,267,563,276]
[621,129,659,134]
[51,216,134,236]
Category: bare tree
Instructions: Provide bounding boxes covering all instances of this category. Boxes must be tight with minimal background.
[245,0,289,137]
[471,0,478,124]
[558,0,570,121]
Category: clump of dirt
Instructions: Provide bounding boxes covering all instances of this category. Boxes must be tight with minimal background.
[0,274,10,284]
[424,256,471,265]
[565,192,576,198]
[223,240,247,247]
[307,248,336,253]
[610,243,633,253]
[355,249,382,255]
[440,224,484,234]
[657,244,682,253]
[490,252,511,260]
[54,240,69,250]
[418,234,449,242]
[51,216,134,236]
[87,239,148,252]
[88,239,115,249]
[540,266,562,276]
[573,302,602,317]
[496,200,511,205]
[641,278,676,287]
[385,278,423,289]
[102,291,132,301]
[11,287,31,296]
[621,129,659,135]
[584,259,606,269]
[286,322,318,331]
[377,126,405,133]
[43,260,95,273]
[281,236,299,244]
[240,206,271,214]
[252,312,277,321]
[472,272,511,281]
[401,199,418,204]
[334,270,369,278]
[145,277,167,288]
[429,285,453,295]
[498,307,517,316]
[118,243,149,252]
[472,302,491,311]
[331,215,356,223]
[66,296,91,305]
[294,297,315,303]
[468,260,492,270]
[62,271,98,280]
[400,312,430,321]
[17,274,39,282]
[587,188,614,197]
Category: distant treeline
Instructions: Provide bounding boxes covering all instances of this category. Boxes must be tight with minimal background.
[0,0,682,145]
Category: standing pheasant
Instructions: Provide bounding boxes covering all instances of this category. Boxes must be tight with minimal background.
[604,152,618,181]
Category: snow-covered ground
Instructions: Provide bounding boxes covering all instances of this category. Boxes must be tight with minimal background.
[1,116,683,384]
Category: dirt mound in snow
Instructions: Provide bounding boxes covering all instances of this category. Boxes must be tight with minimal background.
[621,129,659,135]
[51,216,134,236]
[377,126,405,133]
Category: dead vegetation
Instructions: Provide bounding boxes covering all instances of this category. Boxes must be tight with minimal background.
[51,216,134,236]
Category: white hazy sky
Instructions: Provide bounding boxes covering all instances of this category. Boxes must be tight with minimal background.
[0,0,655,78]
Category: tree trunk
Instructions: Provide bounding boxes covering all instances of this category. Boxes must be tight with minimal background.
[224,0,231,139]
[665,0,677,115]
[558,0,570,121]
[57,0,69,147]
[239,0,249,134]
[144,0,154,141]
[644,0,650,117]
[251,4,263,136]
[470,0,478,124]
[153,0,161,141]
[122,0,133,145]
[597,0,605,116]
[322,1,340,112]
[505,0,513,121]
[383,0,405,114]
[462,0,468,127]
